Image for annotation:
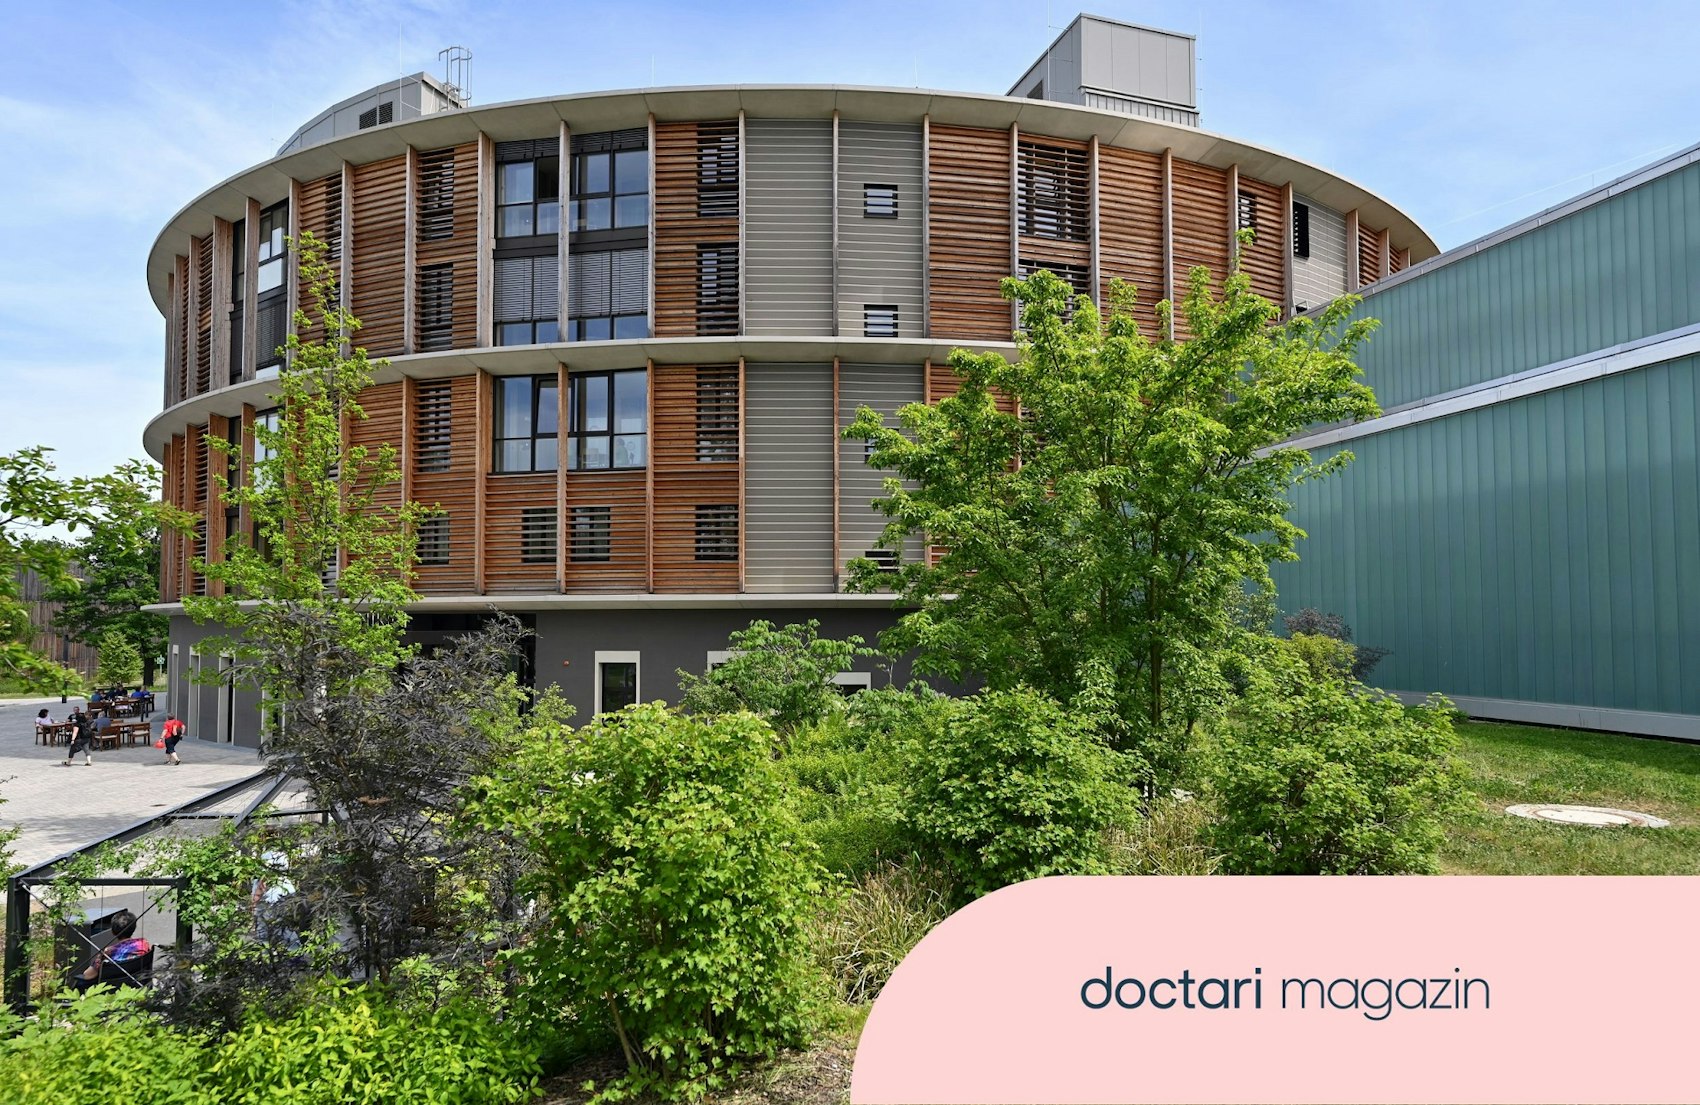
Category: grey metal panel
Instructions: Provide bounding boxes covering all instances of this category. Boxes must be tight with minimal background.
[1274,353,1700,720]
[838,362,925,573]
[836,122,925,339]
[1292,195,1347,311]
[745,120,834,336]
[745,363,835,591]
[1078,92,1199,126]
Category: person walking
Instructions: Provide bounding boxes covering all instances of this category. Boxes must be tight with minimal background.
[62,705,95,767]
[161,713,186,765]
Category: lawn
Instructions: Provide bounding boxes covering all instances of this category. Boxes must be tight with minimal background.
[1441,720,1700,875]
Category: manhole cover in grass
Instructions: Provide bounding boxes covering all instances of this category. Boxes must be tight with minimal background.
[1505,803,1670,828]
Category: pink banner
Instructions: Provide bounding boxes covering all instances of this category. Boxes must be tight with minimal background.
[851,876,1699,1104]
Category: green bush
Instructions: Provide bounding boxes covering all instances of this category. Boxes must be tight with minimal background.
[675,619,876,735]
[210,982,538,1105]
[1104,796,1223,875]
[780,712,916,878]
[475,703,825,1102]
[1281,632,1358,683]
[813,863,955,1004]
[904,688,1140,899]
[0,989,215,1105]
[1206,656,1469,874]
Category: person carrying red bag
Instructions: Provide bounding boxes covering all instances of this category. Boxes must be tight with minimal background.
[160,713,186,766]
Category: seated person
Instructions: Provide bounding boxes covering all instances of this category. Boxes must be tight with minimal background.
[89,689,106,704]
[68,909,152,992]
[130,687,148,700]
[34,708,55,731]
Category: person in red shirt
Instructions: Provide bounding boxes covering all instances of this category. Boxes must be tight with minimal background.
[161,713,186,765]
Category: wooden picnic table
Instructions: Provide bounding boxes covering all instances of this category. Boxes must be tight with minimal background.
[36,722,73,746]
[113,721,153,747]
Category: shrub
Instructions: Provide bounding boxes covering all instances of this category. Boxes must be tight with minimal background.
[210,982,538,1105]
[474,703,825,1102]
[1281,632,1357,682]
[1206,656,1469,874]
[1282,606,1390,680]
[813,863,956,1004]
[1104,796,1223,875]
[0,989,215,1105]
[675,619,876,735]
[779,705,928,879]
[904,687,1140,899]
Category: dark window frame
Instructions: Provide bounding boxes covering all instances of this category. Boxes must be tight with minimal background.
[492,374,560,475]
[567,369,648,471]
[863,304,899,338]
[1293,202,1311,259]
[497,150,561,239]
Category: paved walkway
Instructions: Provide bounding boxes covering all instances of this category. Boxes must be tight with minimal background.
[0,696,264,871]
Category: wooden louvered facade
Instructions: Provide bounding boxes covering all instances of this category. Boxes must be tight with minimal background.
[651,362,741,592]
[927,124,1013,341]
[653,120,741,336]
[409,375,479,594]
[1358,220,1383,290]
[1096,146,1165,338]
[295,171,343,345]
[350,155,408,356]
[1235,174,1287,307]
[415,143,479,351]
[1169,159,1231,338]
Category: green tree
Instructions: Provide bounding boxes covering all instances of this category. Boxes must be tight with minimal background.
[0,447,79,691]
[47,460,171,685]
[843,264,1379,782]
[473,703,824,1102]
[183,230,430,722]
[93,630,141,687]
[676,619,877,736]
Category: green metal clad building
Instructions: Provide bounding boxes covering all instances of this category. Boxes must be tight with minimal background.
[1274,145,1700,739]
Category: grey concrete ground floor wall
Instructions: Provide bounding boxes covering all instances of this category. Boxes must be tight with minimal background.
[167,603,944,746]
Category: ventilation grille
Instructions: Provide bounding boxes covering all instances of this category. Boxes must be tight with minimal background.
[521,507,558,564]
[1017,141,1090,242]
[1016,259,1093,320]
[194,236,213,395]
[496,137,556,162]
[357,101,395,130]
[418,148,457,242]
[863,304,899,338]
[697,120,739,218]
[417,516,450,565]
[414,381,454,474]
[417,263,455,352]
[696,243,739,335]
[863,183,898,219]
[696,364,739,462]
[570,506,611,563]
[695,504,739,562]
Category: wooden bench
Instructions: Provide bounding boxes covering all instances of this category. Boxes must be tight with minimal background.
[114,721,153,748]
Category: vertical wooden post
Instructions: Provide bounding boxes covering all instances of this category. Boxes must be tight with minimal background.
[477,133,495,346]
[1161,148,1174,339]
[403,146,419,354]
[1280,183,1295,319]
[474,368,489,594]
[1345,209,1361,291]
[556,363,569,592]
[1226,164,1240,270]
[1378,227,1391,280]
[211,218,232,388]
[645,358,656,594]
[1009,123,1020,333]
[338,163,354,324]
[287,180,302,348]
[185,235,203,398]
[1088,135,1101,302]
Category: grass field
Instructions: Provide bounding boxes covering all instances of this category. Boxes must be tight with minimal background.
[1441,720,1700,875]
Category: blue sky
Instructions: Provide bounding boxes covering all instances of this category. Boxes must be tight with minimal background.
[3,0,1698,482]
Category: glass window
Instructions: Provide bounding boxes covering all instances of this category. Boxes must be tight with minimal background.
[498,155,560,239]
[571,145,649,233]
[567,369,647,471]
[599,660,637,713]
[492,375,559,473]
[257,202,288,294]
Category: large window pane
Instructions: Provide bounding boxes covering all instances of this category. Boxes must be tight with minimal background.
[536,383,559,435]
[257,258,283,294]
[533,441,558,471]
[582,435,610,469]
[578,197,610,232]
[536,202,560,235]
[501,161,534,204]
[613,314,648,340]
[600,661,637,713]
[582,377,609,432]
[498,378,533,438]
[614,372,647,433]
[500,206,534,237]
[536,319,560,343]
[497,321,533,346]
[614,195,648,229]
[613,434,646,468]
[614,150,648,194]
[498,440,530,473]
[578,152,610,196]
